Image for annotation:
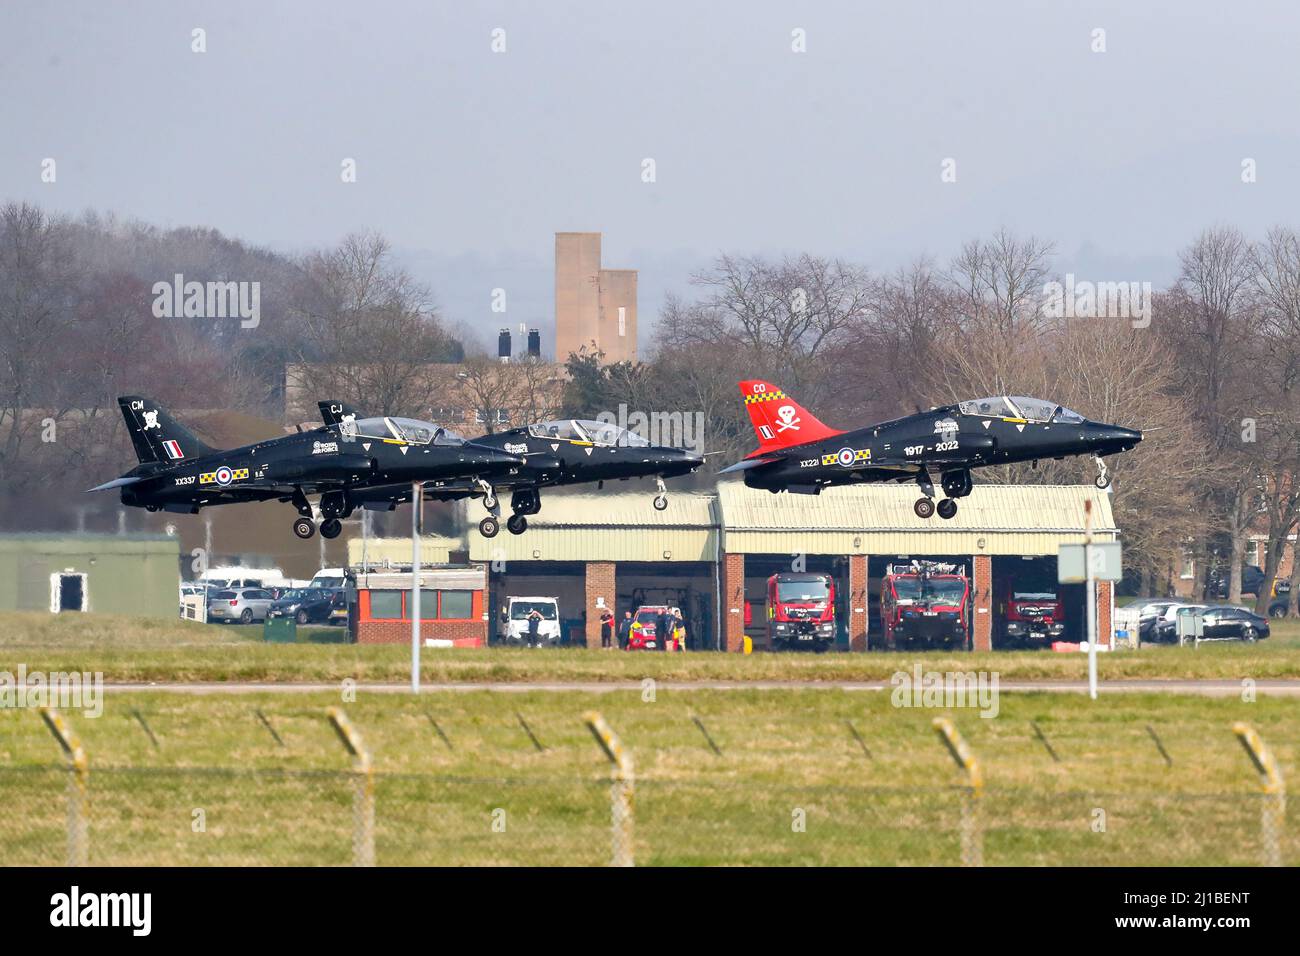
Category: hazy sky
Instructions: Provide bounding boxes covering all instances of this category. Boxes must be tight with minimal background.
[3,0,1299,352]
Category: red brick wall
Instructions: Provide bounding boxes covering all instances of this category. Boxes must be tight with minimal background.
[358,619,486,644]
[584,561,616,648]
[722,552,745,652]
[972,554,992,651]
[849,554,868,651]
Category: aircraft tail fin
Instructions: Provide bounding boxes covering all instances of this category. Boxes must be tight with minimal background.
[738,380,843,458]
[117,396,215,465]
[319,400,364,427]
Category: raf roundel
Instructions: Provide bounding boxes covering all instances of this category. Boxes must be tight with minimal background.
[836,447,856,467]
[215,466,234,486]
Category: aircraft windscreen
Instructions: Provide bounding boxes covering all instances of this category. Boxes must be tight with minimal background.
[386,417,440,444]
[958,397,1016,417]
[1007,397,1057,422]
[578,420,652,447]
[1051,406,1086,424]
[528,420,588,441]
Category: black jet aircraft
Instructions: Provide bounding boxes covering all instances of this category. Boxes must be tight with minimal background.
[319,401,704,537]
[719,381,1142,519]
[89,397,524,539]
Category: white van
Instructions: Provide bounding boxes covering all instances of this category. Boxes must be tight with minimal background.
[502,597,561,647]
[200,567,291,591]
[310,567,350,589]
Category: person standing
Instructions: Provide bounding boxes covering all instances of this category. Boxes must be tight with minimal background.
[600,609,614,649]
[657,608,673,652]
[526,607,542,647]
[617,610,633,650]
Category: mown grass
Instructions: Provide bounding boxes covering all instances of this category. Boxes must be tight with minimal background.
[0,689,1294,865]
[4,611,1300,684]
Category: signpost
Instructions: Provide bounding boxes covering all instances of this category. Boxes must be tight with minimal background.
[411,481,423,694]
[1058,501,1122,700]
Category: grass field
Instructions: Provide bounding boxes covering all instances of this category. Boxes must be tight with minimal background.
[4,611,1300,684]
[2,610,1295,865]
[0,687,1294,865]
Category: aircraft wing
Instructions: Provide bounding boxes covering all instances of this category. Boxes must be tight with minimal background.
[718,456,781,475]
[87,475,148,492]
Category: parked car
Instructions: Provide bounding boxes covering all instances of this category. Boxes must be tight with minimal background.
[207,587,275,625]
[267,588,339,625]
[1206,565,1265,599]
[628,605,672,650]
[1199,606,1270,642]
[1151,603,1207,643]
[1130,599,1181,642]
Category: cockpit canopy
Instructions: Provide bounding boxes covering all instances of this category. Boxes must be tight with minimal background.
[344,416,465,446]
[957,396,1086,424]
[527,419,651,447]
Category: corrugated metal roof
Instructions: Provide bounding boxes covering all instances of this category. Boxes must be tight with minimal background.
[717,481,1117,556]
[466,493,720,563]
[461,484,1117,562]
[348,536,466,567]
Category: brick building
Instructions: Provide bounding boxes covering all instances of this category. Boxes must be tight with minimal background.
[353,567,487,646]
[464,483,1120,651]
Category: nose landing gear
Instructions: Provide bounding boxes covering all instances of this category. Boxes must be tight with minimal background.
[652,477,669,511]
[1093,456,1111,489]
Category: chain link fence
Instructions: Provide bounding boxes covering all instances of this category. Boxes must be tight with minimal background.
[1,766,1293,866]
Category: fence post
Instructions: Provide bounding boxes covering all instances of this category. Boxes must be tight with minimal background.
[39,707,89,867]
[933,717,983,867]
[583,711,634,867]
[327,707,375,867]
[1232,722,1285,867]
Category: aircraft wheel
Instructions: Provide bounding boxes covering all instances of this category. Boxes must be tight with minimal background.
[320,518,342,539]
[479,516,500,538]
[1094,474,1112,489]
[483,492,498,510]
[913,497,935,519]
[507,514,528,535]
[937,498,958,520]
[293,518,316,539]
[653,494,669,511]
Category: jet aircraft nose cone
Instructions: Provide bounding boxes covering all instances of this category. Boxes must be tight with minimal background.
[1089,424,1143,451]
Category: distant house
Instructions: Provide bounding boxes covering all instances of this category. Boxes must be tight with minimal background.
[0,533,180,617]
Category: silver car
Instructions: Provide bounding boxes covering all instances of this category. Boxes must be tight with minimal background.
[207,587,275,625]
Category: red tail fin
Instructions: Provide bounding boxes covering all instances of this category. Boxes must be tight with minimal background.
[739,380,843,458]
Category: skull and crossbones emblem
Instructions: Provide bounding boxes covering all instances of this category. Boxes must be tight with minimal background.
[775,405,801,432]
[142,410,161,430]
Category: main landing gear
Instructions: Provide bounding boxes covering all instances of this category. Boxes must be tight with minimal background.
[912,469,969,520]
[289,488,351,539]
[503,488,541,536]
[653,477,669,512]
[1093,456,1111,489]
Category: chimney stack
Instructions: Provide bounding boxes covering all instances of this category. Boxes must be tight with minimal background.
[527,328,541,359]
[498,328,511,364]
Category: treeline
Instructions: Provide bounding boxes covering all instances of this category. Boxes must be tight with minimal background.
[0,202,463,516]
[561,227,1300,613]
[5,199,1298,612]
